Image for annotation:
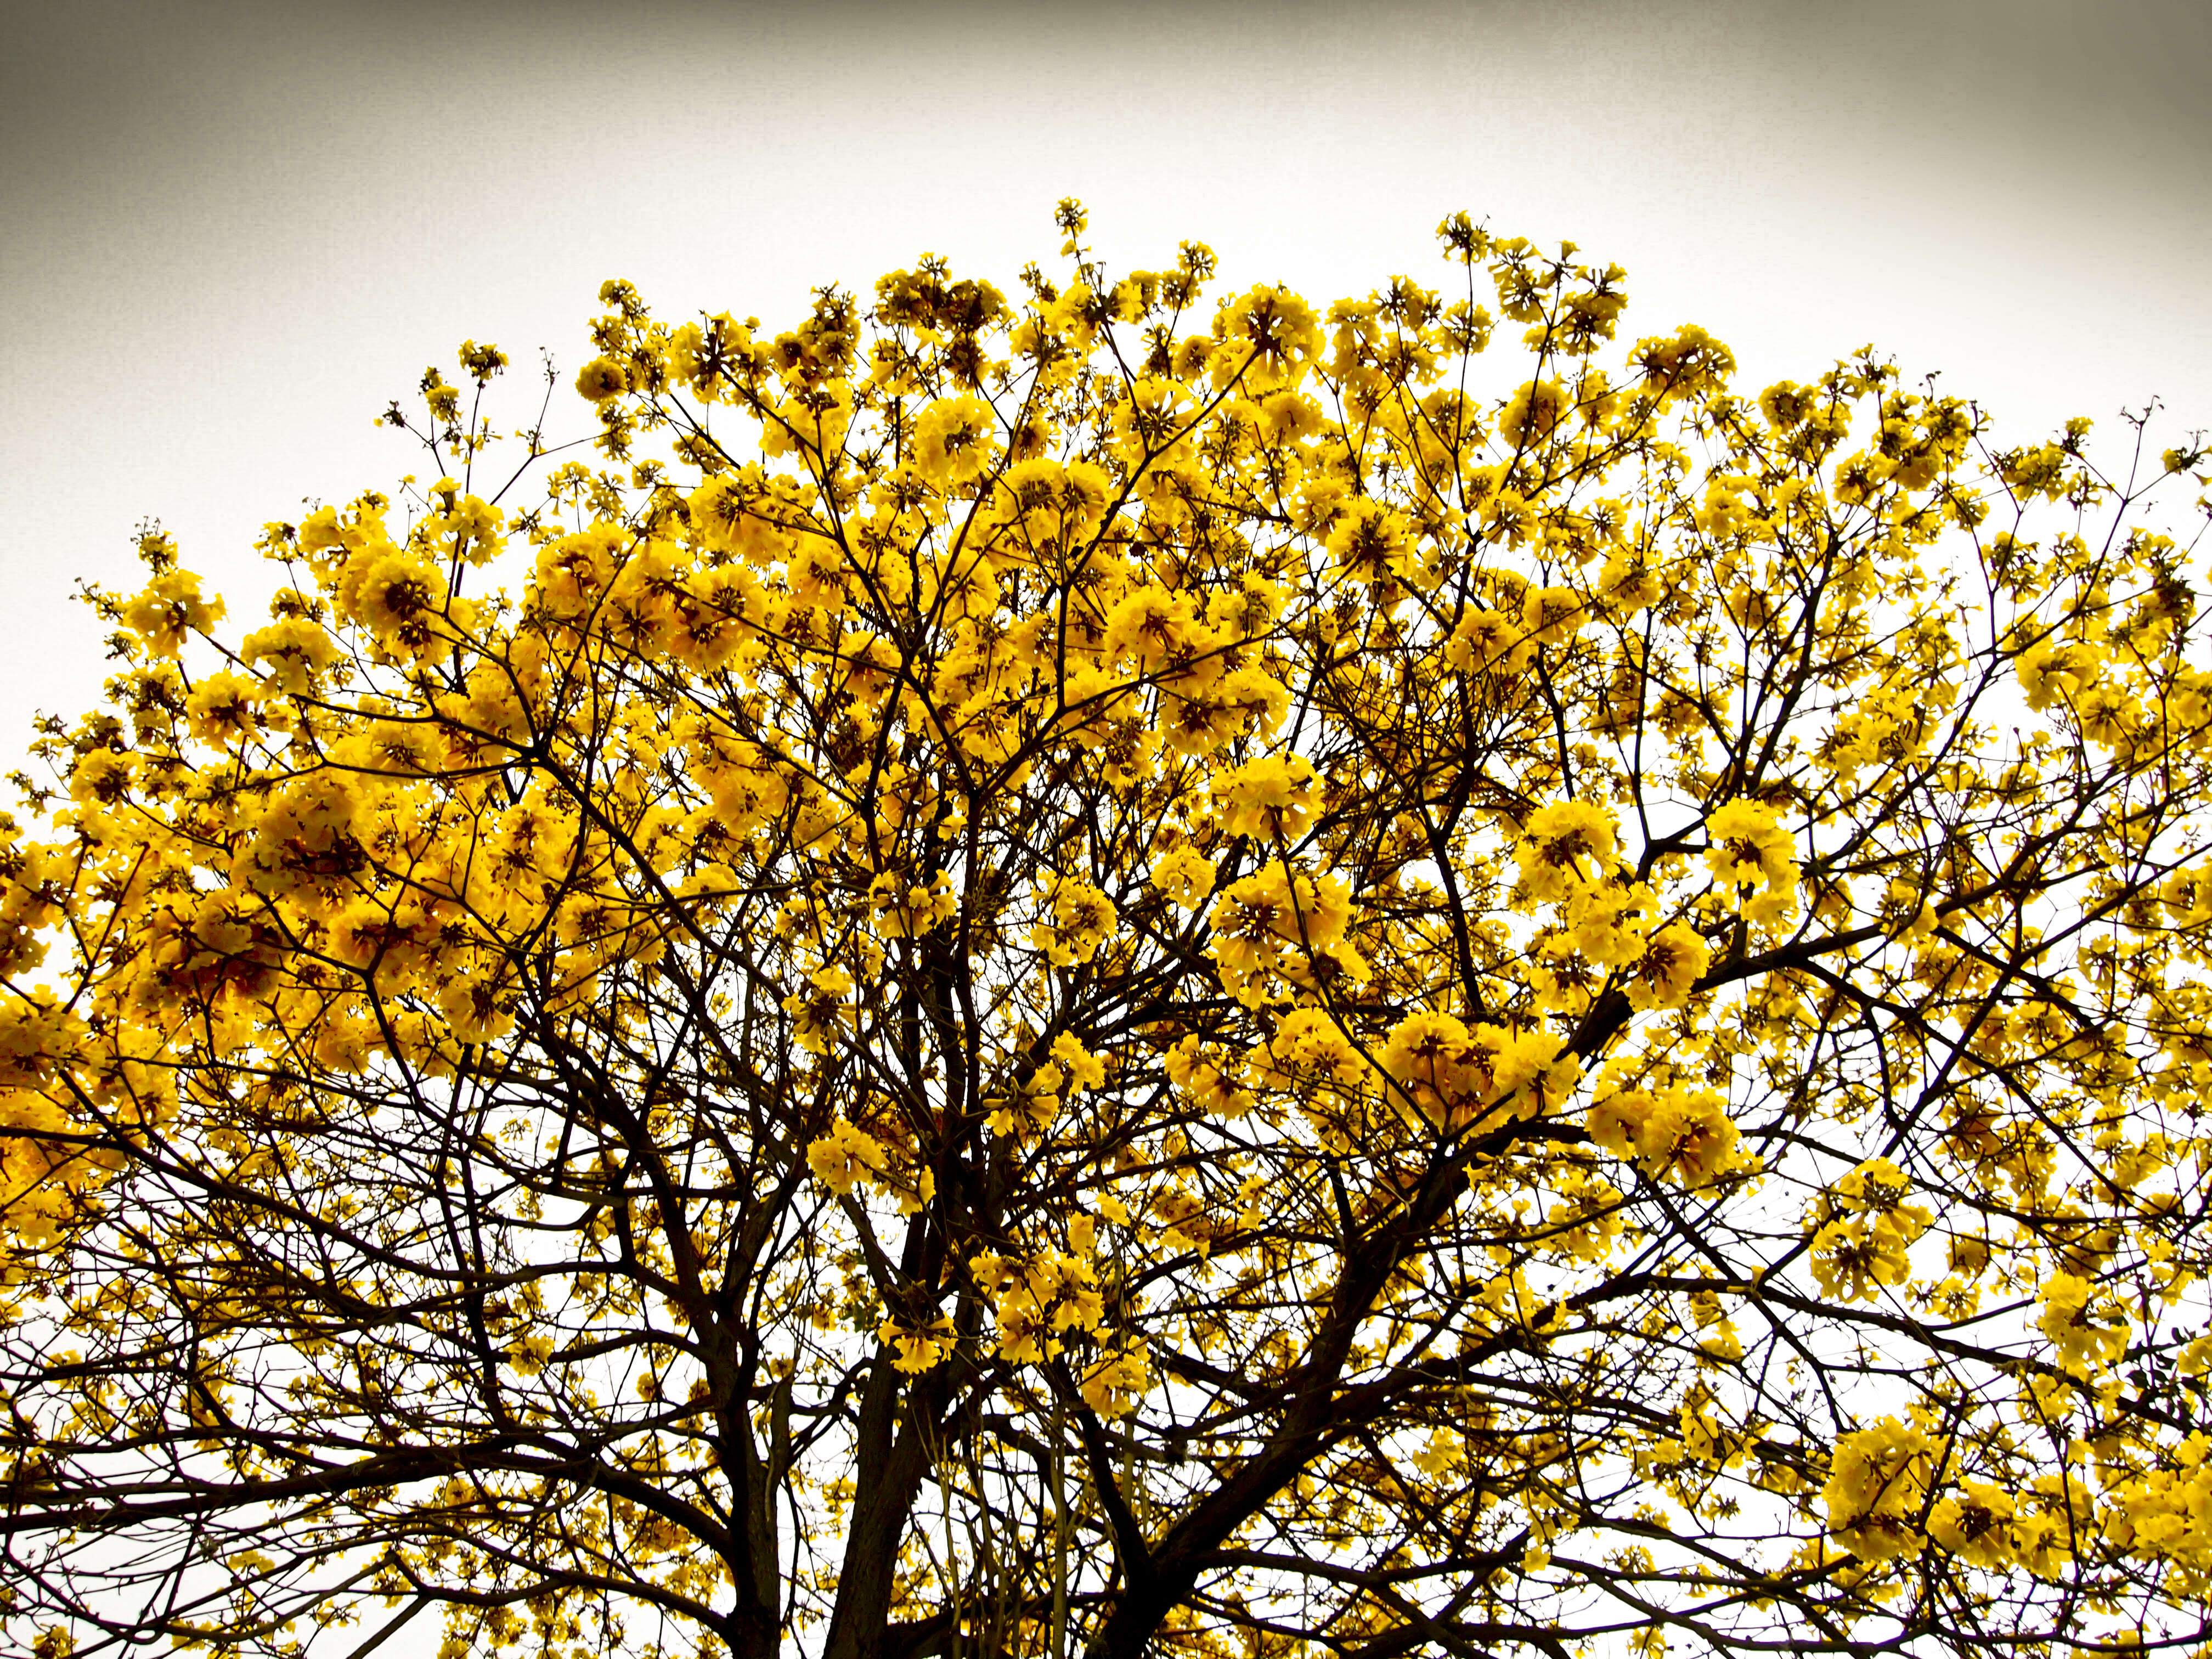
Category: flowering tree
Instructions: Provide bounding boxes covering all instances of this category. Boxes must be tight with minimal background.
[2,202,2209,1659]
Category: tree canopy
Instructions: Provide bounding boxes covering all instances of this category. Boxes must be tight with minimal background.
[2,201,2209,1659]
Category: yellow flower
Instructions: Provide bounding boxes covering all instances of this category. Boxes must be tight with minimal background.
[241,615,340,693]
[182,673,263,748]
[1810,1216,1911,1302]
[1444,608,1532,675]
[1217,753,1319,844]
[1206,864,1355,1005]
[1027,1251,1105,1333]
[867,870,958,939]
[1080,1342,1153,1418]
[575,356,629,402]
[787,535,850,614]
[534,524,626,622]
[1833,1156,1933,1246]
[879,1312,956,1374]
[1519,584,1585,646]
[1165,1035,1254,1119]
[1703,799,1796,893]
[436,972,515,1047]
[122,568,224,658]
[1030,876,1116,967]
[1639,1089,1738,1186]
[2036,1272,2128,1373]
[784,965,856,1054]
[354,550,449,641]
[1500,378,1571,446]
[1586,1088,1650,1162]
[1821,1417,1932,1562]
[2103,1451,2212,1573]
[1742,884,1799,936]
[1379,1012,1573,1133]
[0,1091,96,1248]
[992,456,1114,543]
[1324,499,1424,591]
[806,1117,887,1197]
[1107,377,1194,465]
[67,749,133,809]
[1516,800,1620,902]
[910,394,999,487]
[1049,1032,1105,1095]
[1103,586,1211,678]
[2026,641,2088,712]
[990,1290,1054,1364]
[1927,1480,2016,1569]
[1211,284,1322,391]
[1156,685,1245,757]
[1149,843,1216,911]
[1627,921,1709,1011]
[1629,324,1736,404]
[1260,1008,1370,1091]
[2160,866,2212,927]
[311,1010,377,1075]
[1758,379,1814,430]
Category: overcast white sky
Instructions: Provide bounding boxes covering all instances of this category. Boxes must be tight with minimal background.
[2,0,2206,752]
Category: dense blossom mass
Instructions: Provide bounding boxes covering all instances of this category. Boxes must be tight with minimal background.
[2,202,2210,1659]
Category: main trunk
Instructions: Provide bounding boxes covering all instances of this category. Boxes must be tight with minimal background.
[820,1356,933,1659]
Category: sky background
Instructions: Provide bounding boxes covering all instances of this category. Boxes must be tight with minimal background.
[2,0,2207,755]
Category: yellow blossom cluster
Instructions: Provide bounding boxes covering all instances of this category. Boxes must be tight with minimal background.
[1,205,2208,1659]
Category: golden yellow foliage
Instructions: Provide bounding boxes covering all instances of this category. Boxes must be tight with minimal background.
[1,204,2209,1659]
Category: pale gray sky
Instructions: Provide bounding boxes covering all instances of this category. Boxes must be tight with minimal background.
[3,0,2207,748]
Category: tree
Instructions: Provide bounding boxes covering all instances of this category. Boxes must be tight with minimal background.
[1,199,2209,1659]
